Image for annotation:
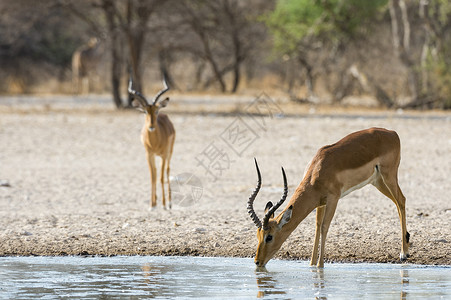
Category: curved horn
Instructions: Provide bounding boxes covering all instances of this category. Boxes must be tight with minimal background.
[248,158,262,229]
[128,76,149,107]
[262,166,288,230]
[153,76,170,105]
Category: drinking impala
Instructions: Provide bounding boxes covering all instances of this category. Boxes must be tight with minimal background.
[247,128,409,267]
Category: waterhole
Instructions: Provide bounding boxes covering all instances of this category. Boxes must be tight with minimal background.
[0,256,449,299]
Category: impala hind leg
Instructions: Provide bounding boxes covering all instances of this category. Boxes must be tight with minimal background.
[166,157,172,209]
[310,205,325,266]
[373,173,409,261]
[317,199,338,268]
[166,139,174,209]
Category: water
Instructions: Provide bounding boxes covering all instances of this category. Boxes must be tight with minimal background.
[0,256,449,299]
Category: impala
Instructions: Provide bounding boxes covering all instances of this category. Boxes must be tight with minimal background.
[72,37,100,94]
[128,77,176,209]
[248,127,409,268]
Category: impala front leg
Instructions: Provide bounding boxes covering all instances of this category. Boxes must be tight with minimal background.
[146,152,157,208]
[317,199,338,268]
[310,205,325,266]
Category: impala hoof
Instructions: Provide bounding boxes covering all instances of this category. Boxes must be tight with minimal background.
[400,253,410,261]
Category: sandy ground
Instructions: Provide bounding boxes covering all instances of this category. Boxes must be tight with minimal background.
[0,94,450,266]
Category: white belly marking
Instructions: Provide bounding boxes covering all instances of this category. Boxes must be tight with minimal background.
[340,166,378,198]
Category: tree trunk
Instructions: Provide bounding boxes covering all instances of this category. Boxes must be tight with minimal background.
[202,63,234,89]
[127,32,144,105]
[102,0,123,108]
[389,0,420,103]
[231,61,240,93]
[182,1,228,92]
[201,34,226,92]
[111,36,123,109]
[126,0,144,93]
[125,0,157,105]
[224,0,242,93]
[194,58,206,89]
[158,49,177,89]
[297,56,315,100]
[230,26,242,93]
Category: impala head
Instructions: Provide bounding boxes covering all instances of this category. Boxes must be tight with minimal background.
[87,37,99,48]
[128,77,170,132]
[248,158,293,268]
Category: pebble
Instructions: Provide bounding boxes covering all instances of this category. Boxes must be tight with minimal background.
[434,239,448,243]
[0,180,11,187]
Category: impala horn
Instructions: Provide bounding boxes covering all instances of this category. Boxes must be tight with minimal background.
[128,76,149,107]
[248,158,263,229]
[262,166,288,230]
[153,76,170,105]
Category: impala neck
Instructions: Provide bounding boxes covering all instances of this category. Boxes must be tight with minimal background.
[277,181,321,234]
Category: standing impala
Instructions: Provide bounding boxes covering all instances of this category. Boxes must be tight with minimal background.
[128,77,175,209]
[248,127,409,268]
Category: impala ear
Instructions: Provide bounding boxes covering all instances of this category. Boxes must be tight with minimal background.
[158,97,170,108]
[265,201,274,219]
[264,201,273,213]
[279,205,293,228]
[132,100,146,113]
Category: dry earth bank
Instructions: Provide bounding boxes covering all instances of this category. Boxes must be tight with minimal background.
[0,95,450,265]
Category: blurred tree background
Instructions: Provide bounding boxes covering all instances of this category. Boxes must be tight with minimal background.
[1,0,450,109]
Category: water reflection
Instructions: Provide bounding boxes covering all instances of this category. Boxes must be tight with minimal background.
[255,267,286,298]
[400,269,409,300]
[255,263,414,299]
[256,266,327,299]
[0,257,449,299]
[141,262,181,298]
[311,268,326,300]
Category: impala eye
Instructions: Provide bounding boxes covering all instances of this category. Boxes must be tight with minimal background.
[265,235,273,243]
